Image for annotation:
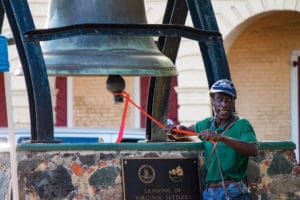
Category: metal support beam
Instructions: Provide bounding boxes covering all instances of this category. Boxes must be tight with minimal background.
[147,0,188,141]
[186,0,231,87]
[24,24,221,43]
[1,0,54,142]
[0,2,4,28]
[0,0,38,140]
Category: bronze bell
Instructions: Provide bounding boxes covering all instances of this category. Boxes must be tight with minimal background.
[41,0,177,76]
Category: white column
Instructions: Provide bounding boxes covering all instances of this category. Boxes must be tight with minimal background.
[176,38,211,126]
[290,50,299,162]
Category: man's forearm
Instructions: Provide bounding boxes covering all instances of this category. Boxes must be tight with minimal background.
[219,136,258,156]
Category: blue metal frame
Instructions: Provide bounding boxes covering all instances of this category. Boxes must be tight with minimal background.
[146,0,188,141]
[0,2,38,139]
[1,0,54,142]
[0,0,230,142]
[23,24,222,43]
[186,0,231,86]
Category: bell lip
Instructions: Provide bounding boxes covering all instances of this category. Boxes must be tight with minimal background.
[45,67,178,76]
[43,52,177,76]
[14,65,178,77]
[15,68,178,76]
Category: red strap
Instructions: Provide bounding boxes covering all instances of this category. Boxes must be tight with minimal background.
[127,97,165,129]
[114,91,197,142]
[115,92,130,143]
[172,128,197,136]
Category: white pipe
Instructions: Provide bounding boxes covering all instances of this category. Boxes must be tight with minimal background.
[67,77,73,127]
[4,72,19,200]
[291,51,299,162]
[134,77,141,128]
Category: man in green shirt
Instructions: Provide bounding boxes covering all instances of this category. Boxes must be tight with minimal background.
[170,79,258,199]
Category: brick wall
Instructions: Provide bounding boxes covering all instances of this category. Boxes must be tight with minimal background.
[228,11,300,141]
[72,77,135,128]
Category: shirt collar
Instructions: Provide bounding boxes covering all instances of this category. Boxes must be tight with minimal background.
[210,115,238,132]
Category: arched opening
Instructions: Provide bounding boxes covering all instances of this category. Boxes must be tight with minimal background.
[227,11,300,161]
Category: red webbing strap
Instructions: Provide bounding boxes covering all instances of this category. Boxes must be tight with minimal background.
[127,97,164,129]
[114,91,197,143]
[115,92,130,143]
[171,128,197,136]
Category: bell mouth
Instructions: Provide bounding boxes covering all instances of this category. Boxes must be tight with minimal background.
[43,50,177,76]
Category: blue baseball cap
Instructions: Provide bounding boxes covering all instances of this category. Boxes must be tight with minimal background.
[209,79,237,98]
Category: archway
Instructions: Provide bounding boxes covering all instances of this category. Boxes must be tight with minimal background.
[227,11,300,161]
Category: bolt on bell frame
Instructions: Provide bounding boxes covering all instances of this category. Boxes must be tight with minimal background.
[0,0,231,142]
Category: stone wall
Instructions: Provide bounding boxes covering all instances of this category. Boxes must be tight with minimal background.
[0,151,11,200]
[16,143,202,200]
[247,144,300,199]
[9,142,298,200]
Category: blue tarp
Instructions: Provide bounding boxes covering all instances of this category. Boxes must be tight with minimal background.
[0,35,9,72]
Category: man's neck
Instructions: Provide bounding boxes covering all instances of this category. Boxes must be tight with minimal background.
[215,115,235,128]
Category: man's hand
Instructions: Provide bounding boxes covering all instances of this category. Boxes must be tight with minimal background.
[199,130,221,142]
[165,125,199,141]
[163,124,177,134]
[199,130,258,156]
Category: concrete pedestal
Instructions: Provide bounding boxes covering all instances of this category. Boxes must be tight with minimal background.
[1,141,299,199]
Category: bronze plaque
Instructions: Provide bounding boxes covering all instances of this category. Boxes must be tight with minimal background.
[121,158,201,200]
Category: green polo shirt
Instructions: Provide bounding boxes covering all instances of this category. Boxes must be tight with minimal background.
[194,117,257,183]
